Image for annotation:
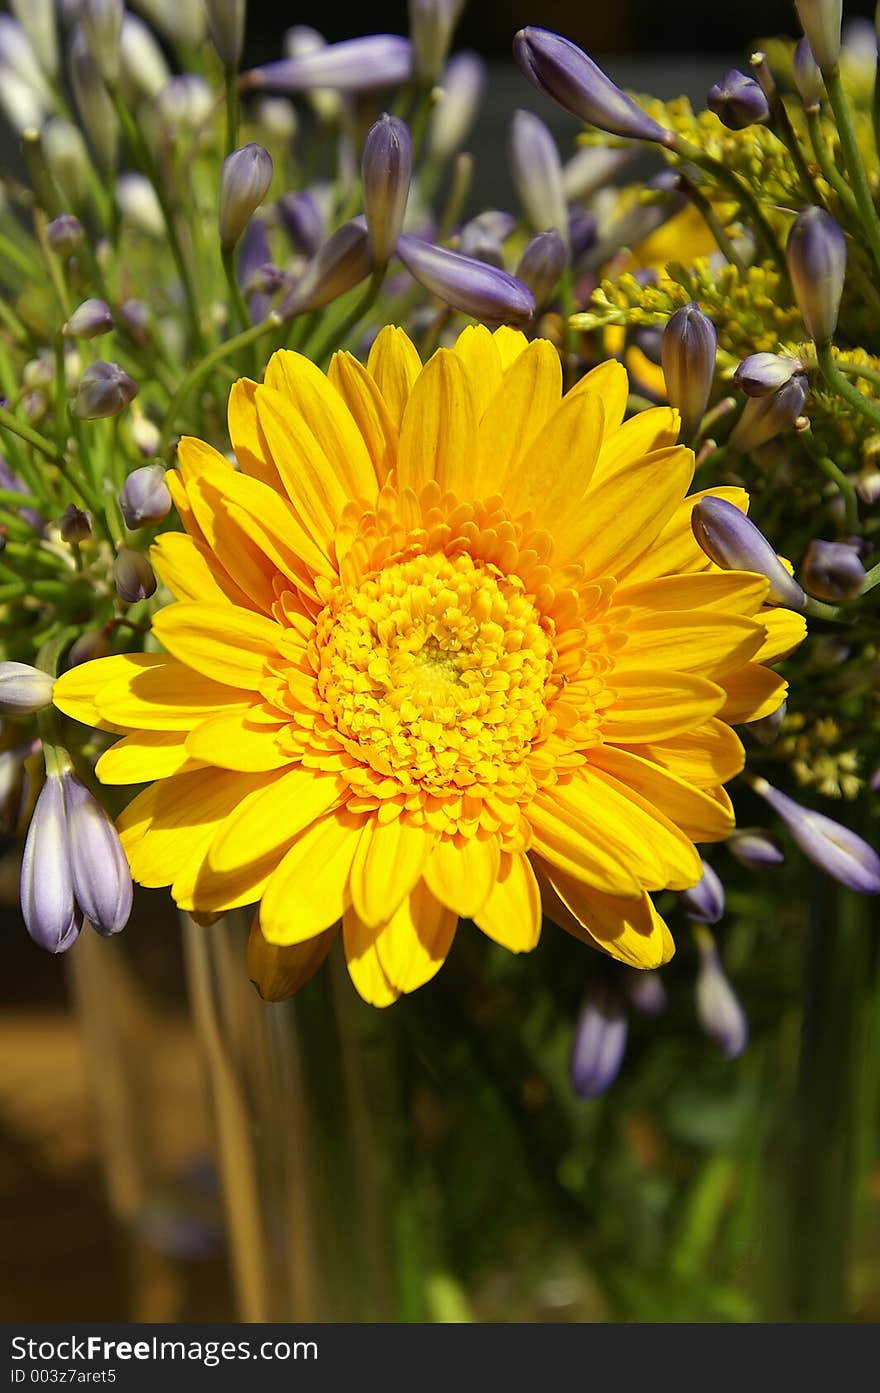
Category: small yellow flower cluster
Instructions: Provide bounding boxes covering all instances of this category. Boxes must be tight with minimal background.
[777,714,863,799]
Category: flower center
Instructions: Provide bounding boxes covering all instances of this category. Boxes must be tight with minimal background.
[314,551,555,792]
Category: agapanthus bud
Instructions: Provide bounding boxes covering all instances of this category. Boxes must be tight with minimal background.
[707,69,770,129]
[626,970,667,1015]
[280,26,341,123]
[157,73,214,130]
[678,859,725,924]
[0,739,38,835]
[801,538,866,600]
[75,361,138,419]
[219,144,273,252]
[691,496,806,608]
[727,828,786,869]
[0,454,43,533]
[114,547,157,603]
[63,297,113,339]
[119,12,170,101]
[728,373,809,452]
[0,65,48,131]
[695,933,748,1059]
[280,219,373,318]
[0,16,52,102]
[119,464,172,529]
[568,208,598,264]
[408,0,462,83]
[20,772,81,954]
[0,661,55,716]
[67,630,110,667]
[752,776,880,893]
[457,210,515,267]
[661,301,717,440]
[129,412,161,459]
[58,504,92,544]
[10,0,58,78]
[561,144,636,201]
[570,985,628,1099]
[277,190,326,256]
[205,0,245,67]
[129,0,206,49]
[118,299,151,346]
[513,26,672,145]
[428,51,486,161]
[254,97,297,144]
[117,171,165,238]
[241,35,413,95]
[786,205,846,345]
[509,108,569,251]
[42,122,90,209]
[794,36,823,108]
[79,0,123,84]
[794,0,842,73]
[516,229,567,306]
[69,26,119,169]
[62,770,132,936]
[397,233,535,326]
[734,352,804,397]
[362,113,413,265]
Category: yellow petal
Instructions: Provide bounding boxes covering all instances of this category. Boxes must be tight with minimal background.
[152,603,282,689]
[476,338,561,498]
[255,383,349,552]
[492,325,529,369]
[97,660,253,731]
[566,445,694,576]
[208,765,345,873]
[342,907,400,1007]
[227,378,284,490]
[248,914,337,1001]
[96,729,202,784]
[616,610,765,678]
[719,664,788,723]
[422,834,500,918]
[366,325,422,427]
[328,350,398,483]
[618,718,744,788]
[541,870,675,969]
[151,531,257,609]
[589,745,735,842]
[263,349,377,500]
[474,852,542,952]
[567,359,629,437]
[528,786,641,898]
[349,817,433,925]
[374,880,457,994]
[185,709,292,771]
[601,669,726,742]
[452,323,503,416]
[260,810,363,945]
[397,349,478,496]
[754,607,807,664]
[54,652,166,728]
[618,485,749,584]
[512,389,604,528]
[594,406,680,482]
[615,570,770,617]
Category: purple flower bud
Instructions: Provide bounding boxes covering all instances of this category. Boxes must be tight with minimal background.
[661,301,717,440]
[62,770,132,936]
[114,547,157,603]
[118,299,151,346]
[678,858,725,924]
[22,392,48,426]
[80,0,123,84]
[47,213,84,256]
[561,144,637,201]
[408,0,462,83]
[728,373,809,452]
[131,413,161,458]
[727,828,786,870]
[362,113,413,265]
[516,229,567,306]
[695,933,748,1059]
[734,352,804,397]
[241,35,413,95]
[157,74,213,130]
[753,776,880,893]
[397,233,535,326]
[428,51,486,161]
[568,208,598,264]
[20,772,81,954]
[0,454,44,533]
[794,37,823,108]
[0,661,55,716]
[68,630,110,666]
[513,26,672,145]
[43,118,91,208]
[801,538,866,600]
[794,0,842,73]
[570,985,628,1099]
[63,296,113,339]
[277,190,326,257]
[457,209,515,267]
[58,503,92,543]
[626,970,667,1015]
[280,219,373,318]
[238,216,274,322]
[119,464,172,529]
[510,108,569,250]
[786,206,847,345]
[205,0,245,67]
[692,496,806,608]
[219,144,273,252]
[707,70,770,129]
[75,360,138,419]
[0,738,39,835]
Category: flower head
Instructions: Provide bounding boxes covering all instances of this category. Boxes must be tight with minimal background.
[54,330,804,1004]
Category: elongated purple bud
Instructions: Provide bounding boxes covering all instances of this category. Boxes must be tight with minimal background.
[219,144,273,252]
[794,37,823,108]
[513,26,672,145]
[114,547,157,603]
[241,35,413,95]
[801,538,866,599]
[786,206,846,345]
[707,69,769,128]
[362,113,413,265]
[119,464,172,529]
[63,297,113,339]
[695,931,748,1059]
[408,0,462,83]
[458,210,515,267]
[678,859,725,924]
[280,219,373,318]
[728,373,808,451]
[516,229,567,306]
[237,216,279,323]
[0,661,55,716]
[20,772,82,953]
[68,630,110,666]
[626,970,667,1015]
[397,233,535,325]
[205,0,245,68]
[277,190,326,257]
[734,352,804,397]
[58,503,92,543]
[80,0,123,84]
[47,213,84,256]
[63,770,132,935]
[661,301,717,440]
[75,360,138,419]
[753,776,880,892]
[510,108,569,250]
[728,828,785,869]
[794,0,842,72]
[428,51,486,161]
[692,496,806,608]
[569,208,598,263]
[570,985,628,1099]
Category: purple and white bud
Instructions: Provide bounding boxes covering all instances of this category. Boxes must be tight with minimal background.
[362,113,413,266]
[734,352,804,397]
[0,16,52,102]
[794,0,842,73]
[0,661,55,716]
[561,144,636,201]
[241,35,413,95]
[75,361,138,419]
[62,770,132,936]
[280,27,341,123]
[801,538,866,600]
[46,212,85,257]
[69,26,119,170]
[570,985,628,1099]
[397,233,535,326]
[695,932,748,1059]
[114,547,157,603]
[516,229,568,306]
[219,144,273,253]
[205,0,245,68]
[277,190,326,257]
[513,26,672,145]
[408,0,463,84]
[691,496,807,608]
[626,970,667,1015]
[457,210,515,268]
[568,208,598,264]
[728,828,786,870]
[67,630,110,666]
[707,69,770,129]
[428,51,486,161]
[510,108,569,251]
[119,464,172,529]
[0,65,48,131]
[794,37,823,109]
[0,739,38,835]
[728,373,809,452]
[677,858,725,924]
[118,299,151,347]
[63,297,113,340]
[661,301,717,440]
[157,74,213,131]
[753,776,880,893]
[20,772,81,954]
[42,120,91,209]
[79,0,123,84]
[119,13,170,102]
[280,219,373,318]
[10,0,58,79]
[786,206,846,345]
[58,503,92,544]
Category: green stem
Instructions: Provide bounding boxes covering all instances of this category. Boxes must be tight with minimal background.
[672,137,788,279]
[831,357,880,390]
[225,65,240,156]
[678,174,748,273]
[0,406,61,463]
[816,340,880,434]
[860,557,880,592]
[222,245,252,336]
[304,267,387,366]
[824,67,880,276]
[799,425,860,533]
[160,313,283,444]
[806,107,860,219]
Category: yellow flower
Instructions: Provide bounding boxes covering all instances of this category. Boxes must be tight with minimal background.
[53,326,805,1005]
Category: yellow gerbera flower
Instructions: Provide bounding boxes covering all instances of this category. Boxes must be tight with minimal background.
[53,325,805,1005]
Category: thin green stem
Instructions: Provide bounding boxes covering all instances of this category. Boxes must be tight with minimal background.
[672,137,788,279]
[824,67,880,276]
[798,424,860,533]
[816,340,880,433]
[806,107,860,219]
[221,245,252,336]
[860,557,880,592]
[160,313,283,445]
[830,357,880,390]
[678,174,748,273]
[0,406,61,463]
[225,65,240,157]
